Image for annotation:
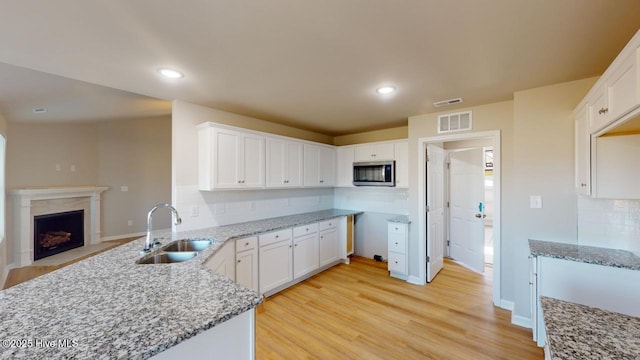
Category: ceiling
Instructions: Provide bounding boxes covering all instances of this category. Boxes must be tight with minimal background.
[0,1,639,136]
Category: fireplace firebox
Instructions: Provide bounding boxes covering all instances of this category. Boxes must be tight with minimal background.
[33,210,85,260]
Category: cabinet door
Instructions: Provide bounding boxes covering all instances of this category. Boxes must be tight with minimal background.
[373,143,395,160]
[259,239,293,293]
[236,249,258,292]
[319,146,336,187]
[204,242,236,281]
[354,144,375,162]
[285,140,303,187]
[303,143,320,186]
[293,233,319,278]
[319,228,339,267]
[607,49,640,122]
[213,128,242,188]
[240,133,265,188]
[266,137,286,187]
[336,146,355,187]
[589,88,610,134]
[394,141,408,188]
[574,104,591,195]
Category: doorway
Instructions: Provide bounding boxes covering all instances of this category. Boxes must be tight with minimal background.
[418,130,501,306]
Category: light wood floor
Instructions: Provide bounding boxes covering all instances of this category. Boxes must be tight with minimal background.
[256,257,543,360]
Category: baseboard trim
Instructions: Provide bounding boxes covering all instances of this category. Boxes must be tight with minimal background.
[511,314,532,329]
[499,299,514,311]
[407,275,424,285]
[101,232,145,242]
[1,262,17,289]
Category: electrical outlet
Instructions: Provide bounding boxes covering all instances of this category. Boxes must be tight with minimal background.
[190,205,199,217]
[55,164,61,172]
[70,164,76,172]
[120,186,128,192]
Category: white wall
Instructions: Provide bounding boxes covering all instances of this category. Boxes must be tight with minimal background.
[171,100,335,231]
[334,187,408,259]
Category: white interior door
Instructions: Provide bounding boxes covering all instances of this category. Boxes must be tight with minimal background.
[449,148,485,273]
[426,143,445,282]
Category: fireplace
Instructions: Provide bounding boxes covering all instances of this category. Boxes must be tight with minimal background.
[33,210,85,260]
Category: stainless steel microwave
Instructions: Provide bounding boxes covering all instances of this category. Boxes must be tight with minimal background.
[353,161,395,186]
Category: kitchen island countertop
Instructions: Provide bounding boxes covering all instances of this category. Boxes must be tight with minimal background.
[541,296,640,359]
[0,208,360,359]
[528,239,640,271]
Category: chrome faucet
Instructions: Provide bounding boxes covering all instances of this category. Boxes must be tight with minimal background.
[142,204,182,253]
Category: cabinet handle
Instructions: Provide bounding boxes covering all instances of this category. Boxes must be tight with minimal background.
[598,107,609,115]
[395,261,398,264]
[237,180,242,184]
[275,235,279,239]
[306,228,309,231]
[237,259,241,263]
[245,242,250,246]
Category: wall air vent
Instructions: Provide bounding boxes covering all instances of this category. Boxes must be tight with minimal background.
[433,97,462,108]
[437,111,472,134]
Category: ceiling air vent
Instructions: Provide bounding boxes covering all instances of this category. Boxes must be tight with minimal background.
[438,111,472,134]
[433,98,463,108]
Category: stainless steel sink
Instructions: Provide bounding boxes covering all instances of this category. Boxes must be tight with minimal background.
[137,251,198,264]
[162,239,213,252]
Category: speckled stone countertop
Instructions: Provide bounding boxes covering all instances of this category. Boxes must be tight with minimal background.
[540,296,640,359]
[529,239,640,271]
[387,215,410,224]
[0,209,360,359]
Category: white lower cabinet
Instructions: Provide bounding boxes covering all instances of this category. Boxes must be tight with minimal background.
[235,237,258,292]
[258,229,293,294]
[319,220,339,267]
[387,222,408,279]
[204,241,236,281]
[293,229,319,279]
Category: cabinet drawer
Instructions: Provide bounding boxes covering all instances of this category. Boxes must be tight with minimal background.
[293,223,318,237]
[318,219,338,231]
[236,236,257,253]
[388,233,406,253]
[388,252,406,274]
[259,229,292,247]
[388,223,407,236]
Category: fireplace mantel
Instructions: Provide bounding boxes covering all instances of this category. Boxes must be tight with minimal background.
[9,186,108,267]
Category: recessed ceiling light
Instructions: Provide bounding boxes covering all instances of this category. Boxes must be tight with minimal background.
[157,68,184,79]
[376,86,396,94]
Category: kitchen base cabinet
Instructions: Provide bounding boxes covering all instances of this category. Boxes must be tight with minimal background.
[236,237,258,292]
[387,222,408,279]
[151,309,255,360]
[319,219,339,267]
[204,241,236,281]
[293,232,319,279]
[259,229,293,294]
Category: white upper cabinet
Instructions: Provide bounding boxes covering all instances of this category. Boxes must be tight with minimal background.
[354,142,395,162]
[394,141,409,188]
[586,31,640,134]
[303,143,336,187]
[266,137,303,188]
[336,146,355,187]
[198,124,265,190]
[574,104,591,195]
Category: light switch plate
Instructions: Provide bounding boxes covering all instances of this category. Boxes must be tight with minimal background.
[530,195,542,209]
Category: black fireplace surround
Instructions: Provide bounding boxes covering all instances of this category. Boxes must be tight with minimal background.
[33,210,85,260]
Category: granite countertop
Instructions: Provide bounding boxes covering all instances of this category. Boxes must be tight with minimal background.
[0,209,360,359]
[529,239,640,271]
[540,296,640,359]
[387,215,410,224]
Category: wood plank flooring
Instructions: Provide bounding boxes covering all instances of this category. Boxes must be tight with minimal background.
[256,257,543,360]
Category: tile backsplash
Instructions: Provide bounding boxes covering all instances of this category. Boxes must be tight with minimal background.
[577,196,640,254]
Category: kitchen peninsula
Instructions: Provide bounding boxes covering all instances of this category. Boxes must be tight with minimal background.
[0,209,360,359]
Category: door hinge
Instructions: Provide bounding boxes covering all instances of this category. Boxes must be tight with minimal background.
[427,256,430,263]
[447,162,450,169]
[447,201,450,208]
[447,240,450,246]
[426,154,430,162]
[426,205,430,212]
